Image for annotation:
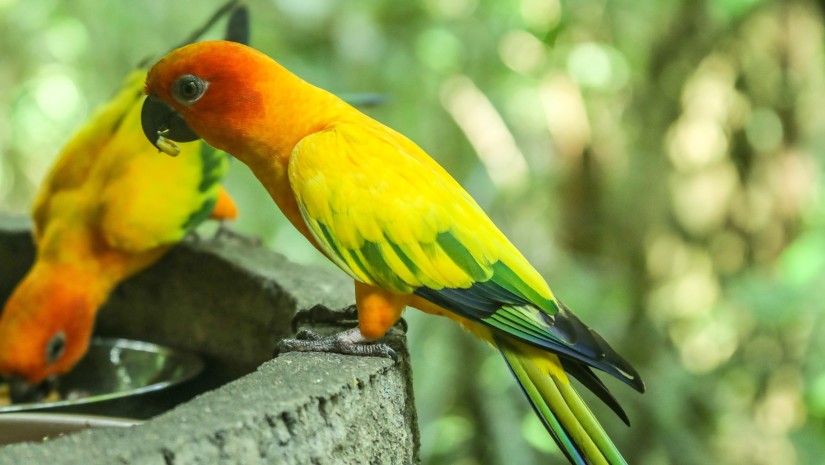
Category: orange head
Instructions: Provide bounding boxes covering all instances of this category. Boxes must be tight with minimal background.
[0,263,101,386]
[141,40,343,162]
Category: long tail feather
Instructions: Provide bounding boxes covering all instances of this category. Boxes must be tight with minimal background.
[560,359,630,426]
[497,336,628,465]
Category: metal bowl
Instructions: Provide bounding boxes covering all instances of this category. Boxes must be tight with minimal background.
[0,413,137,446]
[0,337,203,418]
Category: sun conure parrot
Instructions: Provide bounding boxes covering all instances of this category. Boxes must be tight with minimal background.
[140,40,645,465]
[0,4,250,403]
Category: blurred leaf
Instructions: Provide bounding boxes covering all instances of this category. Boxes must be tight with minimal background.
[778,231,825,288]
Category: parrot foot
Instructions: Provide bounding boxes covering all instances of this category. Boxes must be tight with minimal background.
[274,327,398,362]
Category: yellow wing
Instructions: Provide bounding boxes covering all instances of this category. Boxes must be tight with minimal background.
[288,119,552,301]
[31,71,149,240]
[34,70,229,254]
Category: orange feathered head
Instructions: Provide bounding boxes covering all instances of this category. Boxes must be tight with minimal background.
[143,40,272,157]
[142,40,335,160]
[0,263,98,391]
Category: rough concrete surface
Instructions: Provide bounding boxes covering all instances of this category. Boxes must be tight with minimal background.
[0,351,418,464]
[0,215,420,463]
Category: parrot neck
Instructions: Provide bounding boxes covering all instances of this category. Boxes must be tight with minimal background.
[38,221,170,295]
[240,144,324,249]
[230,91,349,163]
[25,260,118,315]
[209,75,355,249]
[196,53,351,167]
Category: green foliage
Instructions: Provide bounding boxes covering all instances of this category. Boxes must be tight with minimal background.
[2,0,824,464]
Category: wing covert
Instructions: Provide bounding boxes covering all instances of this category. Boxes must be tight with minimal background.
[289,121,531,295]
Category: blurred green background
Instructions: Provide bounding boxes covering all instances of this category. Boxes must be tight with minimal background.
[2,0,825,463]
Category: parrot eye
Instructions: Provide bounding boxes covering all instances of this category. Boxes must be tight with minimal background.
[171,74,208,106]
[45,331,66,365]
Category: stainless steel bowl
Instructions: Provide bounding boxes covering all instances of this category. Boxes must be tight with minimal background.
[0,337,204,418]
[0,413,137,446]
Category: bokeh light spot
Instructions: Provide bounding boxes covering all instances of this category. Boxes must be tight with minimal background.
[33,72,82,122]
[44,17,89,62]
[519,0,561,33]
[423,0,478,19]
[499,30,546,75]
[745,107,783,152]
[566,42,628,90]
[416,28,464,72]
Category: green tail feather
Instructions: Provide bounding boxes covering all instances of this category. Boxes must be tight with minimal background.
[498,337,628,465]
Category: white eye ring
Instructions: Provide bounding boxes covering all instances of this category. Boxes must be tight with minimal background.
[171,74,209,106]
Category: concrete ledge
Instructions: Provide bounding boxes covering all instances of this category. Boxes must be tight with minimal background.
[0,349,417,464]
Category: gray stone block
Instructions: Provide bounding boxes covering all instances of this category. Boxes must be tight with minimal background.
[0,350,418,464]
[96,235,354,379]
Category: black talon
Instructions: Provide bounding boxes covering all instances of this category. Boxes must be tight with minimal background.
[294,328,323,341]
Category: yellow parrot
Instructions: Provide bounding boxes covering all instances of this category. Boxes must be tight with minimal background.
[141,40,644,464]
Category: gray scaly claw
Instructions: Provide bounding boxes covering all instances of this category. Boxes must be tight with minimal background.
[274,327,398,362]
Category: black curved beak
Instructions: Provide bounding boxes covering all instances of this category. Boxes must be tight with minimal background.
[7,375,58,404]
[141,95,201,156]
